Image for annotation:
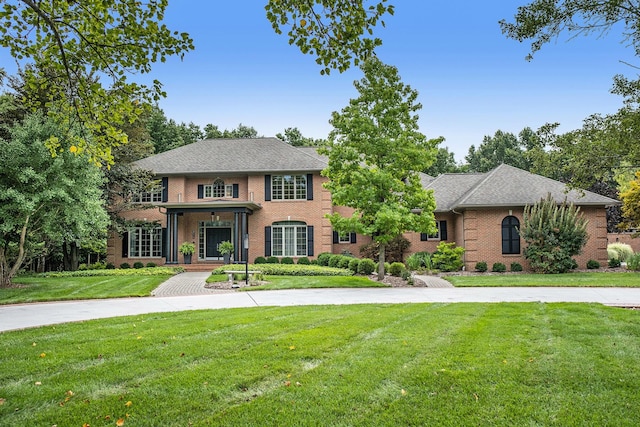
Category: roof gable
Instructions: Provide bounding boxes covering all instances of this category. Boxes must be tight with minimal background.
[134,138,328,175]
[426,164,619,210]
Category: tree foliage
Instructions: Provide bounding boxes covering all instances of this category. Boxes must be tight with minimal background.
[0,0,194,165]
[619,171,640,231]
[465,128,534,172]
[320,57,439,279]
[423,146,461,176]
[265,0,394,75]
[521,194,589,274]
[276,127,324,146]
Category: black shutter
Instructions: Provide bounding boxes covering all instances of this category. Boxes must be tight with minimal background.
[161,228,167,258]
[350,232,357,244]
[307,226,314,256]
[197,184,204,199]
[265,175,271,201]
[440,221,448,241]
[265,226,272,256]
[122,232,129,258]
[232,184,239,198]
[306,174,314,200]
[333,231,339,244]
[161,177,168,202]
[420,233,428,241]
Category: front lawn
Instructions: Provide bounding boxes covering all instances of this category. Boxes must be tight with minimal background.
[0,303,639,425]
[445,272,640,287]
[1,272,173,305]
[242,274,386,290]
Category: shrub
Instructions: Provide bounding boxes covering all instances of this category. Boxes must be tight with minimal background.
[146,262,157,268]
[389,262,405,277]
[608,258,622,268]
[317,252,332,266]
[586,259,601,269]
[328,255,343,268]
[91,262,106,270]
[119,262,131,269]
[348,258,360,273]
[106,263,116,270]
[406,252,432,270]
[607,243,634,262]
[280,257,295,264]
[510,262,523,272]
[375,262,391,275]
[357,258,376,275]
[475,261,488,273]
[78,263,88,271]
[133,261,145,269]
[521,194,588,273]
[339,256,352,269]
[254,256,267,264]
[359,235,411,264]
[627,253,640,271]
[212,264,352,276]
[297,257,310,265]
[266,256,279,264]
[401,269,412,281]
[432,242,465,272]
[492,262,507,273]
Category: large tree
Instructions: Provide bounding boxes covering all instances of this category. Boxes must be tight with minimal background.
[0,113,108,286]
[320,57,439,279]
[465,129,533,173]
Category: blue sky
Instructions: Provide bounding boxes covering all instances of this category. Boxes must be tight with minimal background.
[2,1,637,163]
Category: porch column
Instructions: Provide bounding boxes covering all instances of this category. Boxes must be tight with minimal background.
[234,212,240,262]
[165,212,178,264]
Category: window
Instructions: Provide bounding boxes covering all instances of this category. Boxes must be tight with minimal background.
[134,189,162,203]
[502,216,520,254]
[204,180,233,198]
[271,175,306,200]
[129,227,162,258]
[421,221,447,241]
[272,221,307,256]
[338,233,351,243]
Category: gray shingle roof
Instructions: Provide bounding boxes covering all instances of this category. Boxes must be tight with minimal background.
[426,163,619,211]
[134,138,328,175]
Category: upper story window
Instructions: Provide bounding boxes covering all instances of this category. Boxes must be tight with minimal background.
[272,175,307,200]
[134,189,162,203]
[502,216,520,254]
[204,179,232,198]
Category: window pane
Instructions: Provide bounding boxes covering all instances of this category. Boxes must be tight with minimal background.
[272,176,283,200]
[283,176,295,200]
[296,226,307,256]
[296,175,307,199]
[129,229,140,257]
[284,226,295,256]
[272,227,283,256]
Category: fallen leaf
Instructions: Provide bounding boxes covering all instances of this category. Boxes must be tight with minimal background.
[40,353,46,358]
[104,415,111,420]
[32,342,37,347]
[66,390,74,397]
[401,389,407,396]
[0,398,5,405]
[35,382,42,386]
[284,381,291,387]
[289,345,296,350]
[82,424,90,427]
[296,382,302,387]
[474,393,479,401]
[116,418,125,426]
[136,336,142,340]
[125,401,132,407]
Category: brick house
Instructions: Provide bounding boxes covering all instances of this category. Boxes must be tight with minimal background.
[107,138,619,271]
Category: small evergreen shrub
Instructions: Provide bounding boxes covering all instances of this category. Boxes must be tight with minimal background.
[339,256,352,269]
[357,258,376,275]
[266,256,279,264]
[297,257,310,265]
[119,262,131,269]
[492,262,507,273]
[389,262,405,277]
[608,258,622,268]
[475,261,488,273]
[106,263,116,270]
[432,242,465,272]
[328,255,343,268]
[317,252,332,266]
[281,257,295,264]
[348,258,360,273]
[78,263,88,271]
[133,261,144,269]
[254,256,267,264]
[627,253,640,271]
[510,262,523,272]
[146,262,157,268]
[401,269,411,281]
[91,262,106,270]
[586,259,601,269]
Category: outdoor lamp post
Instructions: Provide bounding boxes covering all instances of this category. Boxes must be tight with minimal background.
[244,234,249,285]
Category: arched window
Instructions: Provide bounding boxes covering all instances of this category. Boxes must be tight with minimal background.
[502,216,520,254]
[212,178,225,198]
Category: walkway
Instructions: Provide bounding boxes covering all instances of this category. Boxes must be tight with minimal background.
[151,272,230,296]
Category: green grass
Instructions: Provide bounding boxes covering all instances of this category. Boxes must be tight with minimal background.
[446,272,640,287]
[1,303,639,426]
[0,275,171,305]
[242,275,387,290]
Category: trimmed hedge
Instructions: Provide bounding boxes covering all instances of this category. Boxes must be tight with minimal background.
[40,267,184,277]
[212,264,352,276]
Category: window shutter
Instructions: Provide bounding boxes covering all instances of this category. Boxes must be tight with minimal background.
[350,232,357,244]
[333,231,339,244]
[264,175,271,201]
[440,221,448,241]
[161,177,168,202]
[161,228,167,258]
[197,184,204,199]
[264,226,272,256]
[232,184,239,198]
[306,174,314,200]
[307,226,314,256]
[420,233,428,241]
[122,232,129,258]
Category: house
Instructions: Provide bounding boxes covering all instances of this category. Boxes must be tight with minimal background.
[107,138,619,271]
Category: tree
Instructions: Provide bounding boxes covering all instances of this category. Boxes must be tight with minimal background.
[0,0,194,165]
[423,146,461,176]
[276,127,324,146]
[0,113,108,285]
[266,0,394,75]
[320,57,439,280]
[520,194,589,274]
[619,171,640,231]
[465,129,531,172]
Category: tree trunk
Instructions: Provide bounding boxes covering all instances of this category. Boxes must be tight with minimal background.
[377,242,386,281]
[62,241,80,271]
[0,215,30,287]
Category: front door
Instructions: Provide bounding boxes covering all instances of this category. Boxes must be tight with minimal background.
[205,228,232,259]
